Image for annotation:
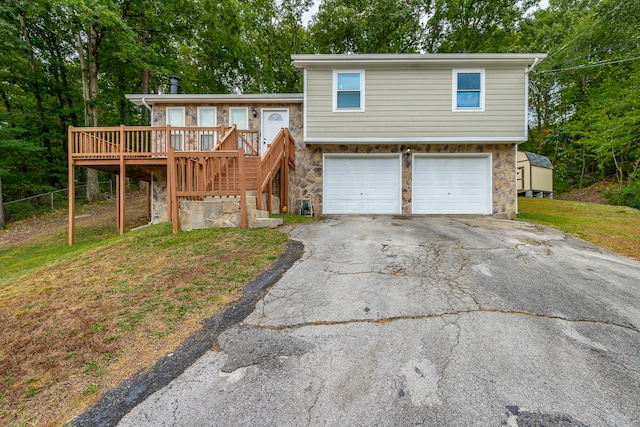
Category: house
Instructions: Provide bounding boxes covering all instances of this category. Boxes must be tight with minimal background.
[517,151,554,198]
[291,53,545,218]
[67,53,545,244]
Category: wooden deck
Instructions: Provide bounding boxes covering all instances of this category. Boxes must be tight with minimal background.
[68,125,295,244]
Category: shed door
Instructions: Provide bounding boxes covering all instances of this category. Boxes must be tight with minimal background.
[412,155,492,214]
[323,155,401,214]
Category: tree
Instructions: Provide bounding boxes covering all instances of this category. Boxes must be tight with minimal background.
[309,0,429,54]
[425,0,536,53]
[0,173,4,228]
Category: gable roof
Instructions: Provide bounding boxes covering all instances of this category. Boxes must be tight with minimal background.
[525,151,553,169]
[292,53,546,69]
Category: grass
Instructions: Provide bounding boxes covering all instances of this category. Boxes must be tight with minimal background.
[272,213,321,224]
[0,197,290,426]
[518,198,640,260]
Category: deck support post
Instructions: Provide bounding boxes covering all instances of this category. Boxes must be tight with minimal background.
[238,147,247,230]
[115,175,121,229]
[168,147,179,234]
[68,127,75,245]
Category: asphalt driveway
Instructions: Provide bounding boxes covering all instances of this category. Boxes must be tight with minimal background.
[112,216,639,426]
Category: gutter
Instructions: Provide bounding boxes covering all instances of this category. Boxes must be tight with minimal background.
[526,57,541,75]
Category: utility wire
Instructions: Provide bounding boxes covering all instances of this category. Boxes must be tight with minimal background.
[547,0,626,58]
[538,55,640,73]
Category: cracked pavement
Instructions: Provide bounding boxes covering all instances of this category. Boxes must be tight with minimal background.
[117,215,640,426]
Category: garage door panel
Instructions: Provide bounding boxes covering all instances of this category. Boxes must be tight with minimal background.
[413,156,491,214]
[324,155,401,214]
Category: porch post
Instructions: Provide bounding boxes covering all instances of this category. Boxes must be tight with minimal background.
[168,147,179,233]
[115,175,120,229]
[119,164,126,235]
[282,129,290,212]
[238,147,247,230]
[68,126,75,245]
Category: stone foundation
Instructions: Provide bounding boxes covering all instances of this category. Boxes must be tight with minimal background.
[292,143,517,218]
[151,171,168,224]
[179,194,282,231]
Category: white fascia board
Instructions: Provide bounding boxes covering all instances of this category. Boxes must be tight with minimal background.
[304,136,528,144]
[292,53,547,68]
[125,93,304,106]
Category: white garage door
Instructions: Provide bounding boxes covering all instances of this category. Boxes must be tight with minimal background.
[412,155,492,214]
[323,155,401,214]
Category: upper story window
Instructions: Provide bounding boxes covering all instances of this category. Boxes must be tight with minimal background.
[453,69,485,112]
[333,70,365,112]
[166,107,185,150]
[198,107,217,150]
[229,107,248,129]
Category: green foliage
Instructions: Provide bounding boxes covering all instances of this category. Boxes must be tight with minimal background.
[605,180,640,210]
[309,0,427,53]
[2,0,639,211]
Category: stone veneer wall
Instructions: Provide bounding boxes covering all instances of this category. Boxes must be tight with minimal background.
[151,171,168,224]
[293,144,517,218]
[150,102,303,222]
[153,103,303,142]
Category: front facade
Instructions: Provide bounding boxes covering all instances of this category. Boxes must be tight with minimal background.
[125,93,304,223]
[292,53,545,218]
[68,53,546,242]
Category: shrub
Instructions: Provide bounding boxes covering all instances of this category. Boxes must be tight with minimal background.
[605,180,640,209]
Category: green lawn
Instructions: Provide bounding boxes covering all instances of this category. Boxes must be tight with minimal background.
[0,203,300,426]
[517,197,640,260]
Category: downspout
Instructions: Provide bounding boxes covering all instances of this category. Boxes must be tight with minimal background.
[141,97,153,125]
[141,97,154,222]
[517,58,540,216]
[526,57,540,75]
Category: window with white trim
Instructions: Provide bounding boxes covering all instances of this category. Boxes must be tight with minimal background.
[333,70,365,112]
[453,70,485,112]
[198,107,217,150]
[166,107,185,149]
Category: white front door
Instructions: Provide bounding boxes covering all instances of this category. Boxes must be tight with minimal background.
[261,109,289,156]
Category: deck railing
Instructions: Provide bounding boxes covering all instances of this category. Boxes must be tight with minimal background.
[256,128,296,212]
[69,125,260,159]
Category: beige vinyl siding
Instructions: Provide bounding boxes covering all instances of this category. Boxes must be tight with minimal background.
[305,66,526,139]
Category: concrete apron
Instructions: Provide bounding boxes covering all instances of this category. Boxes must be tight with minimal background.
[118,215,640,427]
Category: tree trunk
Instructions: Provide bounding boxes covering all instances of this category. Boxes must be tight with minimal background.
[0,174,5,228]
[77,25,101,203]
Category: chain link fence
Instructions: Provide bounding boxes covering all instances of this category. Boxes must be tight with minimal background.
[2,181,114,223]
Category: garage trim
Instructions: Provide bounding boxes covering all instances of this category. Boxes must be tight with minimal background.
[323,153,402,214]
[411,153,493,214]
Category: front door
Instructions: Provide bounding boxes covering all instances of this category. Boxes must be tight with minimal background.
[261,109,289,156]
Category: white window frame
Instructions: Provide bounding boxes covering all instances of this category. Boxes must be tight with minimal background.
[197,107,217,127]
[452,69,485,112]
[229,107,249,129]
[197,107,217,150]
[166,107,185,150]
[332,70,365,113]
[166,106,185,126]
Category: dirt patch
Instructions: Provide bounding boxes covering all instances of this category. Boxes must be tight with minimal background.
[555,179,617,205]
[0,192,149,247]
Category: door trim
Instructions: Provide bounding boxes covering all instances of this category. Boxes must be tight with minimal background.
[261,108,289,156]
